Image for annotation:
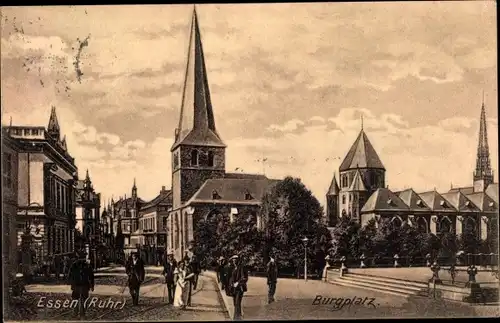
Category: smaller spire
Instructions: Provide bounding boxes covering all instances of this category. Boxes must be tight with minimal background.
[133,177,137,189]
[327,172,340,196]
[9,116,12,127]
[482,89,485,107]
[361,115,364,130]
[85,169,90,180]
[61,135,67,150]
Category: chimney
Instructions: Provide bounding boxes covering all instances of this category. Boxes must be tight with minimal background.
[161,186,166,192]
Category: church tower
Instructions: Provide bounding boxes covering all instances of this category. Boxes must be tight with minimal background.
[326,173,340,227]
[338,122,385,222]
[473,94,494,192]
[171,7,226,210]
[48,106,60,140]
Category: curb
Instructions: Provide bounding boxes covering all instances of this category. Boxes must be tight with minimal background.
[202,271,234,320]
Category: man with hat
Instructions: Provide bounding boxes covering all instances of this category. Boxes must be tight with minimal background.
[162,250,177,305]
[228,254,248,320]
[266,253,278,304]
[67,249,94,318]
[126,251,145,306]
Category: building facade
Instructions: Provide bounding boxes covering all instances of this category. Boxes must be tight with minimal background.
[2,128,21,282]
[4,107,78,261]
[166,8,279,260]
[326,100,498,242]
[111,180,144,257]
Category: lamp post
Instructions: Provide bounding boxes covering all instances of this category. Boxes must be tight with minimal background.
[302,236,309,282]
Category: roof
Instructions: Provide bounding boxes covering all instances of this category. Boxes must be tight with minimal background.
[326,174,340,195]
[448,186,474,195]
[485,183,499,203]
[466,192,498,212]
[418,190,456,212]
[441,191,480,212]
[224,173,268,180]
[171,8,225,151]
[141,189,173,210]
[397,189,431,211]
[348,170,367,192]
[339,129,385,171]
[361,188,410,213]
[187,177,280,205]
[114,197,145,209]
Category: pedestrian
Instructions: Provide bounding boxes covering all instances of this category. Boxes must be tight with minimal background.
[126,252,145,306]
[173,261,194,309]
[224,257,235,297]
[266,253,278,304]
[162,250,177,305]
[67,250,94,318]
[228,255,248,320]
[217,256,226,290]
[185,259,194,306]
[190,253,201,290]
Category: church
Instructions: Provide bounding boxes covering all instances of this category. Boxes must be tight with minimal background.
[167,8,279,259]
[326,100,498,241]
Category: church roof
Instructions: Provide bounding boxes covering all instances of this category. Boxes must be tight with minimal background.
[485,183,499,203]
[361,188,409,213]
[224,173,268,180]
[186,177,280,205]
[326,173,340,195]
[339,130,385,171]
[141,188,173,210]
[171,8,225,151]
[397,188,431,211]
[348,170,366,192]
[418,190,456,212]
[441,191,480,213]
[466,192,497,212]
[448,186,474,195]
[114,197,145,210]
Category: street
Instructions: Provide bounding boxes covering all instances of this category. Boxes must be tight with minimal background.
[5,266,228,322]
[210,273,499,320]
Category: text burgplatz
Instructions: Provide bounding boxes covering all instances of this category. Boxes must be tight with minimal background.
[312,296,378,311]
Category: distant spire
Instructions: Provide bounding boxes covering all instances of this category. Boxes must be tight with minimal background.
[133,177,137,189]
[61,135,67,150]
[85,169,90,180]
[48,106,60,139]
[361,115,364,130]
[474,92,493,186]
[9,116,12,127]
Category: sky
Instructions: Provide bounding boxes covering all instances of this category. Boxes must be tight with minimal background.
[1,2,498,207]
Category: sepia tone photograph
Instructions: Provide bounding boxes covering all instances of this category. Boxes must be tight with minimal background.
[1,2,499,321]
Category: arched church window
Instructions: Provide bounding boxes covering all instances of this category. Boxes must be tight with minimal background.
[465,217,476,232]
[191,150,199,166]
[342,195,346,204]
[440,217,452,233]
[417,217,428,233]
[391,216,403,229]
[208,151,215,167]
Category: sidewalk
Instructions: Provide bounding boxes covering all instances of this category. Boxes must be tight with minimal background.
[202,271,234,320]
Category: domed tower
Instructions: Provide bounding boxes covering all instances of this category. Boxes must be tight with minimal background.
[338,124,385,222]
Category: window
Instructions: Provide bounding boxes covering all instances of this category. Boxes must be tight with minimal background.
[173,152,179,169]
[190,150,199,166]
[163,218,167,230]
[208,151,215,167]
[31,129,39,136]
[244,191,253,200]
[342,194,346,204]
[24,129,30,136]
[3,152,12,188]
[212,190,221,200]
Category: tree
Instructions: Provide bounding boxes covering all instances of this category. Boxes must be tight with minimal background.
[458,225,481,254]
[260,177,331,274]
[329,215,360,260]
[194,213,231,267]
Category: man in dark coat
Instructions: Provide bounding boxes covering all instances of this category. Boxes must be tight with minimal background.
[228,255,248,320]
[162,250,177,305]
[189,253,201,290]
[126,252,145,306]
[68,250,94,318]
[266,253,278,304]
[217,257,226,290]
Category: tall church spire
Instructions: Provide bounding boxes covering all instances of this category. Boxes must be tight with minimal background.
[473,93,493,187]
[171,7,225,151]
[48,106,60,139]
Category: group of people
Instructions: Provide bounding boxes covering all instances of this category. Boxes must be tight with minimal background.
[161,250,201,309]
[216,253,278,320]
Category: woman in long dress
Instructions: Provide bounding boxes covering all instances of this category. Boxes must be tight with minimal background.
[173,261,194,309]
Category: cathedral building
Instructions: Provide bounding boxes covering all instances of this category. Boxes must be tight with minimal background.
[326,100,498,241]
[4,107,78,260]
[167,8,279,259]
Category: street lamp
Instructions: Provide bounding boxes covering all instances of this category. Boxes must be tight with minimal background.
[302,236,309,282]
